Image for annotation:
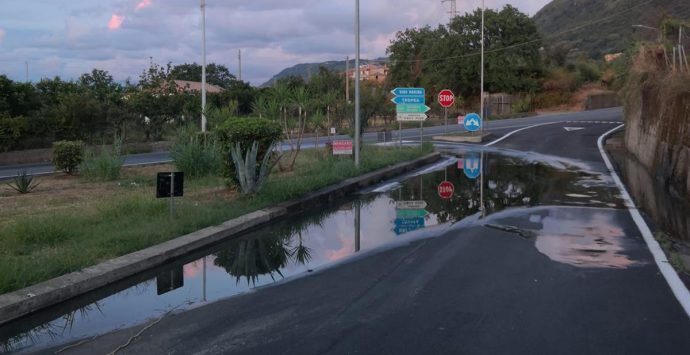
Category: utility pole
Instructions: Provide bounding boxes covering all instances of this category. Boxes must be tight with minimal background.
[238,49,242,81]
[346,56,350,103]
[480,0,485,135]
[442,0,458,25]
[25,61,28,83]
[200,0,207,133]
[354,0,361,168]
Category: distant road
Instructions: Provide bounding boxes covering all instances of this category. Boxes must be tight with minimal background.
[0,107,623,180]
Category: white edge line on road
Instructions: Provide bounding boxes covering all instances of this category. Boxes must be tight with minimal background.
[598,124,690,319]
[484,121,563,147]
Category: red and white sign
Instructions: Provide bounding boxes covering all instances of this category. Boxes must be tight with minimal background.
[457,115,465,125]
[438,181,455,199]
[333,140,353,155]
[438,89,455,108]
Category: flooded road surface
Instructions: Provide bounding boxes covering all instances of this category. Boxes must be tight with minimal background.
[1,150,629,353]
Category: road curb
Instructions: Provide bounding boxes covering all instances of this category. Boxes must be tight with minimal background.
[0,152,441,325]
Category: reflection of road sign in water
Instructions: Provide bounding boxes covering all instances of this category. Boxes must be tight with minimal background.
[464,113,482,132]
[464,154,481,179]
[394,217,425,235]
[396,200,428,210]
[438,181,455,199]
[396,209,428,218]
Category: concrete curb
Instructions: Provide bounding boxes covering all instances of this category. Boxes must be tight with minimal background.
[0,152,441,325]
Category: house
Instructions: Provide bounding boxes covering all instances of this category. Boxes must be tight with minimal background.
[173,80,223,93]
[345,63,389,84]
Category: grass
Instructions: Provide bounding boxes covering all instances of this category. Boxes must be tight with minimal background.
[0,145,432,293]
[654,231,690,276]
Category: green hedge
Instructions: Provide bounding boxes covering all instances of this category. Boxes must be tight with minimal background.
[53,140,84,174]
[215,117,282,181]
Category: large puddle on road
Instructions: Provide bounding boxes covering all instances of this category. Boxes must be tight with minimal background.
[1,150,627,353]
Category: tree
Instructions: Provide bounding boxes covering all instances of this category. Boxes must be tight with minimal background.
[170,63,237,89]
[387,5,543,99]
[128,62,191,141]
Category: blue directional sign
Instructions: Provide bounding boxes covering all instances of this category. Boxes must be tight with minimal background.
[391,96,425,105]
[393,217,426,235]
[464,113,482,132]
[463,154,482,179]
[391,88,426,97]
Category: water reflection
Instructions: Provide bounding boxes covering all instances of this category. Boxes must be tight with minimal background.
[0,152,624,353]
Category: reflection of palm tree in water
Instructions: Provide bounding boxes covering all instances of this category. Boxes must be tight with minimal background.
[213,195,376,285]
[214,231,314,285]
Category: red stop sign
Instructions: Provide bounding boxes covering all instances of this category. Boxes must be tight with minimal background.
[438,181,455,199]
[438,89,455,108]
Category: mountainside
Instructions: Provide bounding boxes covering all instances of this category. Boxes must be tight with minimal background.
[534,0,689,57]
[260,58,388,87]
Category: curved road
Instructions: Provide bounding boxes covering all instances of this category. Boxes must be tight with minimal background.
[50,107,690,355]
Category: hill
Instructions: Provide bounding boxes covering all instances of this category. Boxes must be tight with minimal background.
[534,0,689,57]
[260,58,388,87]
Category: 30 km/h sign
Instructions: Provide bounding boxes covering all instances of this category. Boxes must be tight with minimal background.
[438,89,455,108]
[438,181,455,199]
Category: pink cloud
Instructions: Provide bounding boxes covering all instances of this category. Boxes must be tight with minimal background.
[108,14,125,30]
[0,28,5,43]
[136,0,152,10]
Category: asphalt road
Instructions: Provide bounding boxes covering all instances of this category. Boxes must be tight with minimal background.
[48,107,690,355]
[0,108,623,180]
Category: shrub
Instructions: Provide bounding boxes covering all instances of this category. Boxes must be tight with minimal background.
[230,141,275,194]
[215,117,282,181]
[6,170,40,194]
[0,115,27,152]
[512,94,533,113]
[170,126,222,179]
[53,140,84,174]
[80,137,124,181]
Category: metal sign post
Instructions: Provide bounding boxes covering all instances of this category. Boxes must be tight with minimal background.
[170,172,175,219]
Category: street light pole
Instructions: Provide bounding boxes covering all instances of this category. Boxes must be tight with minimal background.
[480,0,485,135]
[200,0,207,133]
[354,0,361,168]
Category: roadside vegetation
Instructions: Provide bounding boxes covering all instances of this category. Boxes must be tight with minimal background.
[0,143,432,294]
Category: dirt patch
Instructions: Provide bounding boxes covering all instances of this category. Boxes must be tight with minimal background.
[536,83,612,113]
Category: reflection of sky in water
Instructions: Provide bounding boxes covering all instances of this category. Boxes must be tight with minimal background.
[4,194,442,352]
[3,153,624,352]
[532,209,635,269]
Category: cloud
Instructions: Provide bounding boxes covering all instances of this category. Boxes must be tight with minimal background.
[108,14,125,31]
[136,0,152,11]
[0,0,551,84]
[0,28,5,43]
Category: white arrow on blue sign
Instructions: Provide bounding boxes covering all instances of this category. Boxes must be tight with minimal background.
[463,154,482,179]
[464,113,482,132]
[391,88,425,97]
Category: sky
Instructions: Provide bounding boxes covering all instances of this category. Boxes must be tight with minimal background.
[0,0,551,86]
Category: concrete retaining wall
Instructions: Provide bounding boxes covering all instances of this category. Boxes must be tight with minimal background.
[585,92,621,111]
[623,48,690,200]
[0,152,441,325]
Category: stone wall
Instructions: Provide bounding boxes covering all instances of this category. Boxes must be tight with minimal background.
[623,46,690,200]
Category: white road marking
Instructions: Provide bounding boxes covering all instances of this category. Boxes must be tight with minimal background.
[564,127,586,132]
[598,124,690,319]
[484,122,563,147]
